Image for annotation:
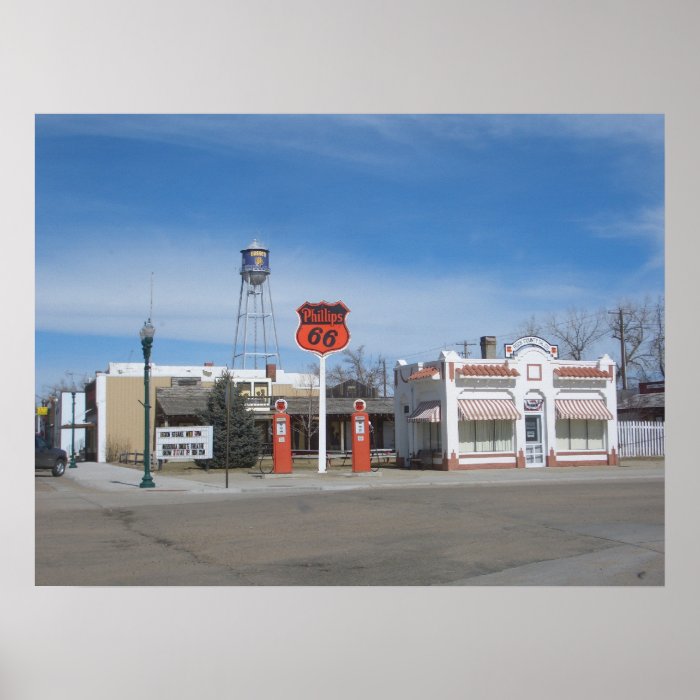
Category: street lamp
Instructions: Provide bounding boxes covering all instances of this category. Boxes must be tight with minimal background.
[68,388,77,468]
[139,320,156,489]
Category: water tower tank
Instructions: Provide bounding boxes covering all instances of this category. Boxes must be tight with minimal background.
[241,239,270,286]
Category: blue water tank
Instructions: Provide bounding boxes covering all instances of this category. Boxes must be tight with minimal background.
[241,238,270,286]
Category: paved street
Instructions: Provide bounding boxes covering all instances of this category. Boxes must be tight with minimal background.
[35,461,664,585]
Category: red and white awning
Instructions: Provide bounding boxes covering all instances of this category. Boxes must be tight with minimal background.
[555,399,614,420]
[407,400,441,423]
[457,399,521,421]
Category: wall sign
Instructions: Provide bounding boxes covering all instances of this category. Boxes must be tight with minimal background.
[505,336,558,359]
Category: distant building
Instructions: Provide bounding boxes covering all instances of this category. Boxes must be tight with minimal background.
[278,395,394,452]
[617,381,665,421]
[84,362,313,462]
[36,392,88,456]
[394,335,618,470]
[54,391,88,458]
[155,376,394,454]
[326,379,379,399]
[83,361,393,462]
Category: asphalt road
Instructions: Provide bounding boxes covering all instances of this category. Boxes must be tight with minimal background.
[35,471,664,586]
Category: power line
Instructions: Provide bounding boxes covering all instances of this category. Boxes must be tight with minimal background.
[394,308,625,363]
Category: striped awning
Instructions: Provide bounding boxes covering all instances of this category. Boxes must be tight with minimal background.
[555,399,614,420]
[408,400,441,423]
[457,399,521,421]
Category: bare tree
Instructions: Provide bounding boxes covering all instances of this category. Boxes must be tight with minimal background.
[514,315,544,338]
[328,345,389,396]
[512,298,665,387]
[648,296,665,378]
[609,296,664,383]
[294,362,320,448]
[545,308,608,360]
[40,372,92,403]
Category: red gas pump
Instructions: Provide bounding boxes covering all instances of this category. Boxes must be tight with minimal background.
[272,399,293,474]
[351,399,371,472]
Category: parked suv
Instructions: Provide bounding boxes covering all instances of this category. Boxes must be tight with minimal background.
[35,435,68,477]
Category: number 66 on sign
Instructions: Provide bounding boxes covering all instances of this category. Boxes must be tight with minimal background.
[295,301,350,356]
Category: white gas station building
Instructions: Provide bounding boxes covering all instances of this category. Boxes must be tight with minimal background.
[394,336,618,470]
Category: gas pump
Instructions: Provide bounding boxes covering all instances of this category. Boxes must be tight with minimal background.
[272,399,293,474]
[351,399,371,472]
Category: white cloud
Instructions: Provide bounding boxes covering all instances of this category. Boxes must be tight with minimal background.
[37,115,401,169]
[36,233,627,367]
[584,206,664,242]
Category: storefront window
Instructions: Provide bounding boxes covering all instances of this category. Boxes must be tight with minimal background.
[587,420,605,449]
[556,420,606,450]
[422,422,441,451]
[570,420,588,450]
[459,420,513,453]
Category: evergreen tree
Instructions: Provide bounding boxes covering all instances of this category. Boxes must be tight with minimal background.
[196,371,261,469]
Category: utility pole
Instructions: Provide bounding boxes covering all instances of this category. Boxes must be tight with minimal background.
[609,309,628,390]
[382,359,387,398]
[460,341,476,358]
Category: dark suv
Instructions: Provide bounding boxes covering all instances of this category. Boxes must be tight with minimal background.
[35,435,68,477]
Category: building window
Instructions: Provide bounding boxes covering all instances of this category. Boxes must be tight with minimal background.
[421,422,441,451]
[459,420,514,453]
[556,419,605,450]
[527,364,542,381]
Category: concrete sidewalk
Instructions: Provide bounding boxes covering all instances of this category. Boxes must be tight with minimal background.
[56,458,664,497]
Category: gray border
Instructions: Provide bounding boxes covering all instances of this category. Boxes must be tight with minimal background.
[3,1,697,698]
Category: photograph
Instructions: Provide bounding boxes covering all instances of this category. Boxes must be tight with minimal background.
[34,114,665,586]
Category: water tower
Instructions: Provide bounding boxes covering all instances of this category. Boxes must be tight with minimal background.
[232,238,282,369]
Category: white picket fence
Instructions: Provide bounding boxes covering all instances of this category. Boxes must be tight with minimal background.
[618,420,665,457]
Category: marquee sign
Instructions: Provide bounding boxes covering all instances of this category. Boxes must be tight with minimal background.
[295,301,350,356]
[505,336,558,359]
[155,426,213,461]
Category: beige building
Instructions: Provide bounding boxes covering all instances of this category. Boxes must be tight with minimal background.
[84,362,315,462]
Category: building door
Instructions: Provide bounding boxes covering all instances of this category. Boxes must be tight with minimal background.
[525,415,545,467]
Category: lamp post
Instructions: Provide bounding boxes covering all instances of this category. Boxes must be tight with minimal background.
[139,320,156,488]
[69,388,77,468]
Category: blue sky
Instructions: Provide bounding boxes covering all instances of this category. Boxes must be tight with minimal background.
[35,114,664,397]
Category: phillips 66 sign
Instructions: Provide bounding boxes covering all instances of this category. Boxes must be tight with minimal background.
[295,300,350,356]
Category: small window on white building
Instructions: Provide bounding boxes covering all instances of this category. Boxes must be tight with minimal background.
[556,420,606,451]
[459,420,514,453]
[527,364,542,381]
